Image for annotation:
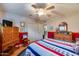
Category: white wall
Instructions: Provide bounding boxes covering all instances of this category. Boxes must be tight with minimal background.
[47,13,79,32]
[0,11,4,23]
[0,11,4,19]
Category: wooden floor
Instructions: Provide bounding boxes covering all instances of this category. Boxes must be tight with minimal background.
[10,46,27,56]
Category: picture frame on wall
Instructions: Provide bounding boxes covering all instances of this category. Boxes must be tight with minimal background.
[20,21,25,27]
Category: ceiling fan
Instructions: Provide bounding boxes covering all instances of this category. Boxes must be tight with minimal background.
[29,3,64,24]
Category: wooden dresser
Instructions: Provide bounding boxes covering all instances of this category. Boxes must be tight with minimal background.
[2,27,19,52]
[54,32,74,42]
[0,29,2,53]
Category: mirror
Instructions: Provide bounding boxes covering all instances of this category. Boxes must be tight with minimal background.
[59,22,68,32]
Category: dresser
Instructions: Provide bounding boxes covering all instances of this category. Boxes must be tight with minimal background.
[2,27,19,51]
[0,30,2,53]
[54,32,74,42]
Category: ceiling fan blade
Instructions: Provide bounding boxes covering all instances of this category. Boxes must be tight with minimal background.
[46,6,55,10]
[32,5,37,9]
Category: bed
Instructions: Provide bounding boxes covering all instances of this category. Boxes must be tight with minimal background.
[19,39,79,56]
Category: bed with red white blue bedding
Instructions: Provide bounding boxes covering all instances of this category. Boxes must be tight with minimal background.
[19,39,79,56]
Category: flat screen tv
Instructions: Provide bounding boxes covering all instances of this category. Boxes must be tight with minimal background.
[2,20,13,27]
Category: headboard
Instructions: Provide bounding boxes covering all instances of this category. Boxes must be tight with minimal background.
[48,32,54,39]
[72,32,79,42]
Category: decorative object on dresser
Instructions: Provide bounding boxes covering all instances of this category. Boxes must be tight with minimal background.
[1,27,19,56]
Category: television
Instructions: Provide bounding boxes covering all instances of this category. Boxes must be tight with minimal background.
[2,20,13,27]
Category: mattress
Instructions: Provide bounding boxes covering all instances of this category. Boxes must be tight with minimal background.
[19,39,79,56]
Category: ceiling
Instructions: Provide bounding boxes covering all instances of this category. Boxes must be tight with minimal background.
[0,3,32,16]
[0,3,79,23]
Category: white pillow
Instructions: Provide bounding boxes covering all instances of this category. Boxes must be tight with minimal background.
[74,46,79,54]
[74,40,79,54]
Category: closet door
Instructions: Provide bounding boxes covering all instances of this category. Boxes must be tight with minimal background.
[28,23,44,42]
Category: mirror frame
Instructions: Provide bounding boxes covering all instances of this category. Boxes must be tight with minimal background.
[59,22,68,32]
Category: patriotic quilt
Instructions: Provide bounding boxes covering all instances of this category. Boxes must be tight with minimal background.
[19,39,79,56]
